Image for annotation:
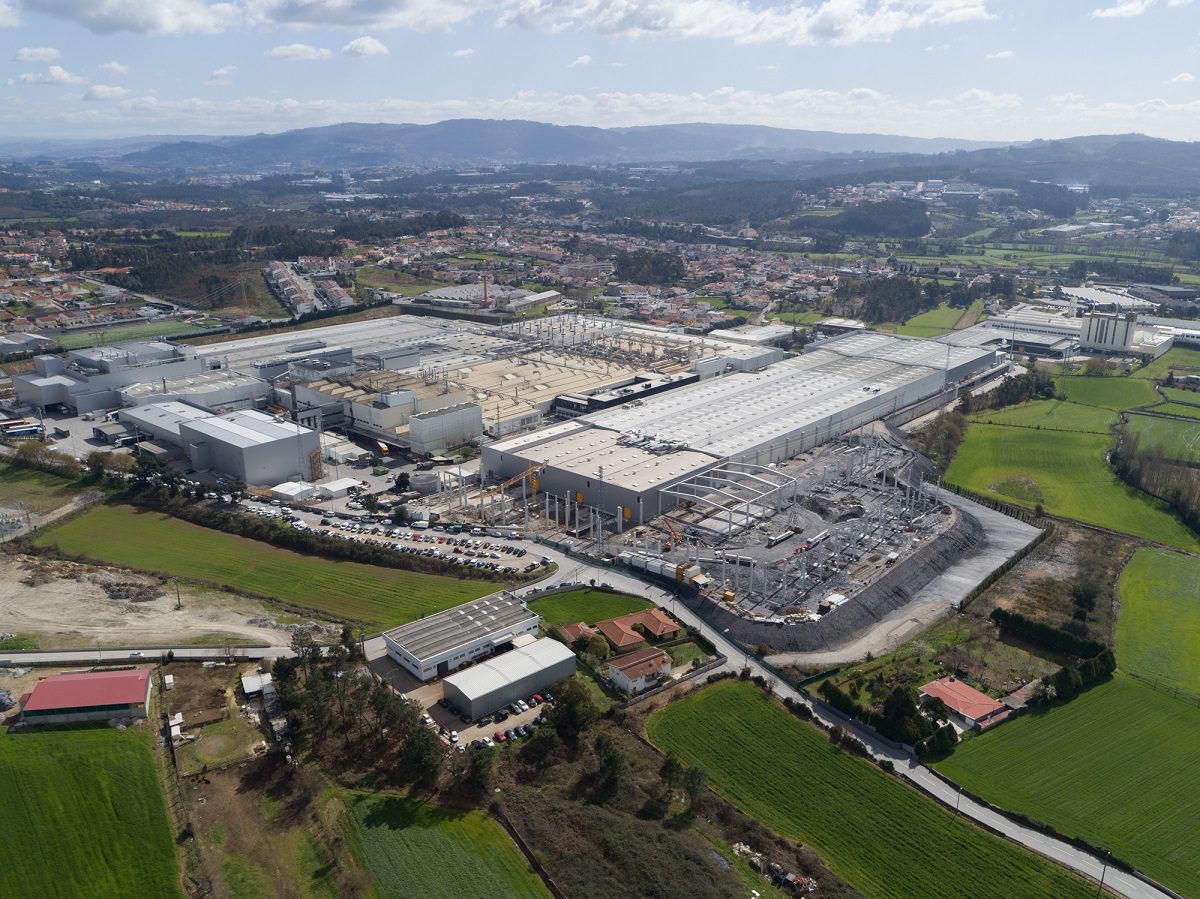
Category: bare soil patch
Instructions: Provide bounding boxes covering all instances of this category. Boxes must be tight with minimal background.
[0,556,299,649]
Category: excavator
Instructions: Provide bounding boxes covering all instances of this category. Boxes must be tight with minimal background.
[661,515,681,551]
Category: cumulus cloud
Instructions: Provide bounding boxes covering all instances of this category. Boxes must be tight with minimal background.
[986,49,1012,59]
[15,46,60,63]
[267,43,332,60]
[342,36,389,57]
[21,0,482,35]
[21,0,994,44]
[568,54,591,67]
[1091,0,1153,17]
[206,64,237,85]
[1168,72,1195,82]
[97,60,129,75]
[501,0,995,45]
[450,47,475,57]
[0,1,18,28]
[84,84,132,100]
[7,65,85,86]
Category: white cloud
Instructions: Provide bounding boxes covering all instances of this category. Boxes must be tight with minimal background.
[20,0,994,44]
[97,60,128,75]
[568,54,591,67]
[7,65,85,86]
[1091,0,1154,18]
[450,47,475,57]
[84,84,131,100]
[0,2,19,28]
[501,0,994,45]
[206,64,237,85]
[986,49,1012,59]
[15,46,60,63]
[1168,72,1195,82]
[24,0,244,35]
[267,43,332,61]
[341,36,389,58]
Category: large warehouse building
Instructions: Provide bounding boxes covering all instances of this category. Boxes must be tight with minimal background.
[441,637,576,720]
[19,668,152,725]
[481,331,999,522]
[382,594,539,681]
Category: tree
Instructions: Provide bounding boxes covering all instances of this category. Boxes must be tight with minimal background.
[85,449,111,477]
[681,765,707,809]
[593,733,625,797]
[585,634,610,660]
[921,694,951,725]
[361,493,380,513]
[659,750,684,795]
[544,677,599,743]
[401,726,443,791]
[465,744,498,792]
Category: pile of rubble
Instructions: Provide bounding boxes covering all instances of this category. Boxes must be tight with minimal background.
[246,616,339,637]
[19,557,165,601]
[732,843,817,895]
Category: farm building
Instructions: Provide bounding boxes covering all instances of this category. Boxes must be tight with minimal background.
[607,647,672,694]
[440,637,576,719]
[381,594,539,681]
[920,676,1009,731]
[19,668,152,725]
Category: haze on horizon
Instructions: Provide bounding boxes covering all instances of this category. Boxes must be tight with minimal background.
[1,0,1197,144]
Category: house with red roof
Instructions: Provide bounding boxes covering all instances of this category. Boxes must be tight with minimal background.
[920,676,1009,731]
[557,621,601,645]
[19,668,152,725]
[608,647,673,694]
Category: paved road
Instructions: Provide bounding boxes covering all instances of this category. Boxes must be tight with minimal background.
[3,537,1171,898]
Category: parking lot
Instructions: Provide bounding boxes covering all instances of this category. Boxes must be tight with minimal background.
[236,495,546,576]
[367,649,551,752]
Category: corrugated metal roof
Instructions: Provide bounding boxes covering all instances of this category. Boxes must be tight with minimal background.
[443,638,575,702]
[22,668,149,712]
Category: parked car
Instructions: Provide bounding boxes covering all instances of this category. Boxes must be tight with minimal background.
[494,731,507,743]
[504,729,516,743]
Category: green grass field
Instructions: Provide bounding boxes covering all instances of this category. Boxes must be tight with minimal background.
[54,320,209,350]
[647,681,1094,899]
[1124,414,1200,461]
[945,424,1200,549]
[348,796,551,899]
[891,304,965,338]
[0,463,89,514]
[966,399,1116,432]
[1159,386,1200,405]
[935,675,1200,897]
[1117,548,1200,691]
[528,589,655,629]
[0,728,182,899]
[1054,375,1158,410]
[1154,402,1200,420]
[1135,347,1200,380]
[36,505,496,628]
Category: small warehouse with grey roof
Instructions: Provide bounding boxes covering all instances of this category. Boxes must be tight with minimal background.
[381,594,539,681]
[441,637,576,720]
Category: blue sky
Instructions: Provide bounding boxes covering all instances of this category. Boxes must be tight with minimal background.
[2,0,1197,141]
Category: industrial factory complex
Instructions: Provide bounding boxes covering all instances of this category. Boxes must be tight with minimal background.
[7,311,1056,651]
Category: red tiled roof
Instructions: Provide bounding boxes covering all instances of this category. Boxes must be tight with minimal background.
[557,622,599,644]
[920,676,1004,722]
[608,647,671,680]
[628,608,679,638]
[594,618,643,651]
[22,668,150,712]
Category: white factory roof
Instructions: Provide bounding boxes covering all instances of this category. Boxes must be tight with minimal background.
[122,401,212,436]
[585,350,940,461]
[443,638,575,702]
[501,425,718,491]
[182,409,310,447]
[815,330,992,371]
[383,594,537,662]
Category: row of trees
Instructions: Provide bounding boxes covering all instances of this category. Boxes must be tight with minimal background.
[818,680,957,758]
[1112,433,1200,534]
[957,367,1057,415]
